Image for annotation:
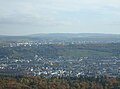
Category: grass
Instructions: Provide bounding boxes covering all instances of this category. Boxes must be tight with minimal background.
[59,49,112,57]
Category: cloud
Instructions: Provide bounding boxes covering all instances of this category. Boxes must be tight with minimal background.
[0,0,120,35]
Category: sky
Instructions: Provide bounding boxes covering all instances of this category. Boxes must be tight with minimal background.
[0,0,120,35]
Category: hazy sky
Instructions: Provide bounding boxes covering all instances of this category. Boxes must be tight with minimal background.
[0,0,120,35]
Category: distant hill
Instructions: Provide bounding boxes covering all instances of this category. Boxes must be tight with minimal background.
[28,33,120,43]
[29,33,120,38]
[0,33,120,43]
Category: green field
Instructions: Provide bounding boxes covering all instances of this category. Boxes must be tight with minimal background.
[59,49,113,57]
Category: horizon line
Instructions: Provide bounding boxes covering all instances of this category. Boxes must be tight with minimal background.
[0,32,120,36]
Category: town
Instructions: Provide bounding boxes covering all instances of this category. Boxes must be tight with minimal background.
[0,38,120,78]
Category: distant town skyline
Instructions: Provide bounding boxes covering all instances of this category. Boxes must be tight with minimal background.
[0,0,120,35]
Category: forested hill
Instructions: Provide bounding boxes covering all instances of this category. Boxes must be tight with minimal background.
[0,43,120,59]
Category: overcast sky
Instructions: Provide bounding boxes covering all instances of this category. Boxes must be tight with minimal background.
[0,0,120,35]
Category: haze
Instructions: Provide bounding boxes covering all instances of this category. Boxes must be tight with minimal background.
[0,0,120,35]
